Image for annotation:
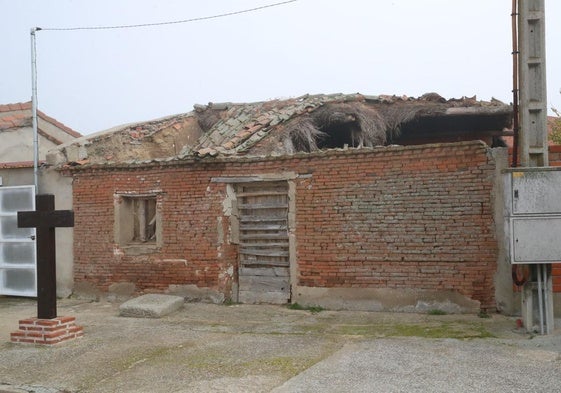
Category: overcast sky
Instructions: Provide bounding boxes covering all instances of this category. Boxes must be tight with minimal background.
[1,0,560,135]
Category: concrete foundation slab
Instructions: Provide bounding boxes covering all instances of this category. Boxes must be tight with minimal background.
[292,286,481,313]
[119,294,184,318]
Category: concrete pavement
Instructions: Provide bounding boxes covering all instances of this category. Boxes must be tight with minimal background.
[1,297,560,393]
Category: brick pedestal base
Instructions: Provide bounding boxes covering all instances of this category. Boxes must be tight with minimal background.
[10,316,84,345]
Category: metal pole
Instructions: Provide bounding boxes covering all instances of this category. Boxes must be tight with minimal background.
[30,27,41,195]
[511,0,519,167]
[537,264,544,335]
[543,264,551,334]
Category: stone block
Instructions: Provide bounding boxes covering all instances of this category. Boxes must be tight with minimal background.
[119,294,184,318]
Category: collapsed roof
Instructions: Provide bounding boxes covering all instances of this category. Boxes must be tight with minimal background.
[48,93,512,167]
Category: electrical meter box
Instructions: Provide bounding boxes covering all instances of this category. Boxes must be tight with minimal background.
[504,168,561,264]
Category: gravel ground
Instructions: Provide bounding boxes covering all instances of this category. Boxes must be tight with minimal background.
[0,297,560,393]
[272,338,561,393]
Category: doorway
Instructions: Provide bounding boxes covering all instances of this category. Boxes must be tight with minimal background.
[236,181,290,304]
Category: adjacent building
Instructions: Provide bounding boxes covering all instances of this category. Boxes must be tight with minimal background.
[0,102,81,297]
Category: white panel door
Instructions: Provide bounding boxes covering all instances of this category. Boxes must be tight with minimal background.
[0,186,36,296]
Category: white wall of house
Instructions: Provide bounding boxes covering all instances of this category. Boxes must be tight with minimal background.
[1,106,79,298]
[0,167,74,298]
[40,168,74,298]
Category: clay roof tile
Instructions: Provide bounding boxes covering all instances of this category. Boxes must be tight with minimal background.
[0,101,81,138]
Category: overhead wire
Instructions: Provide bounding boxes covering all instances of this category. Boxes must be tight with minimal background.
[37,0,297,31]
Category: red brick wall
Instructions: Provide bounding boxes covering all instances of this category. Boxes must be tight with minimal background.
[549,145,561,167]
[549,145,561,293]
[508,145,561,167]
[72,141,500,309]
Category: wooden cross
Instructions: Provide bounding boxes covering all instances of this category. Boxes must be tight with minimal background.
[18,194,74,319]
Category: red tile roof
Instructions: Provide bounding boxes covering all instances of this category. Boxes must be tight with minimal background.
[0,101,81,138]
[0,113,30,130]
[189,94,368,157]
[186,93,512,158]
[0,160,45,169]
[54,92,514,168]
[0,102,31,112]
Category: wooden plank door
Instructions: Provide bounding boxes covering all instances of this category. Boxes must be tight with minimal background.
[237,181,290,304]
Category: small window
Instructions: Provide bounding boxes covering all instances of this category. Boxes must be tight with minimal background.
[115,194,162,250]
[131,197,157,242]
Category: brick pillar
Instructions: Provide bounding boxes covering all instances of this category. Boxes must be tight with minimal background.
[10,316,83,345]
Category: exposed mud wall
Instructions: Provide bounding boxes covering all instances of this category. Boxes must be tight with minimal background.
[48,115,202,165]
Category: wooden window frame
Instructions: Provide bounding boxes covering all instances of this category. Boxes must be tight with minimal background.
[114,193,162,253]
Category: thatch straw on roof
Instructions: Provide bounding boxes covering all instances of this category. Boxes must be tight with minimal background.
[190,93,512,157]
[286,117,327,152]
[283,101,426,152]
[375,104,427,144]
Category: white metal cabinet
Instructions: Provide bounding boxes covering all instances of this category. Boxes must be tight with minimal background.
[0,186,36,296]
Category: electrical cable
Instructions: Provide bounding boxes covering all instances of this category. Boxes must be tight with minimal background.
[37,0,297,31]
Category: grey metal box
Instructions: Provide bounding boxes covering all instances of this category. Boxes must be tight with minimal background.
[504,168,561,265]
[511,216,561,263]
[511,170,561,215]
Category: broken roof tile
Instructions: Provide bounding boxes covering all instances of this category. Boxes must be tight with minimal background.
[189,92,512,159]
[225,118,242,127]
[52,92,513,167]
[255,115,271,125]
[222,141,236,150]
[196,147,214,156]
[191,93,363,157]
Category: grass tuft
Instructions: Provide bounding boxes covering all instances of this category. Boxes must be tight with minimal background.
[287,303,324,314]
[427,309,447,316]
[478,310,491,319]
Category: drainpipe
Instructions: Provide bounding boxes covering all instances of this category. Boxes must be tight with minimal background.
[511,0,519,167]
[31,27,41,194]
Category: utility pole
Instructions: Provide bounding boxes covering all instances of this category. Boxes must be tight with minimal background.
[518,0,548,167]
[517,0,554,334]
[31,27,41,195]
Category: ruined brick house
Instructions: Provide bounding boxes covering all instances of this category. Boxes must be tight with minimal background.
[49,93,517,312]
